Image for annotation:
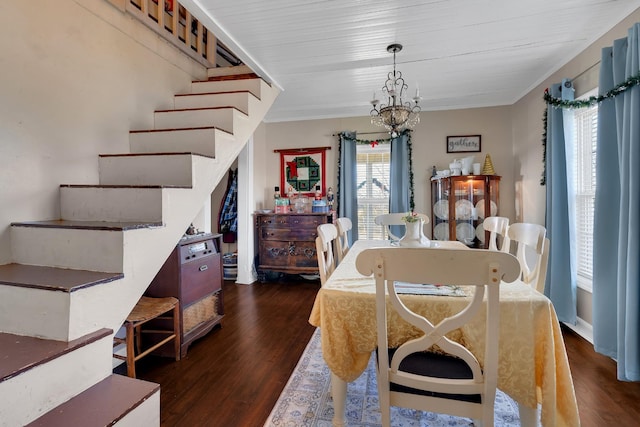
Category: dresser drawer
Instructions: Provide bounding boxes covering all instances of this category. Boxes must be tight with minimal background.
[260,227,319,242]
[259,241,317,268]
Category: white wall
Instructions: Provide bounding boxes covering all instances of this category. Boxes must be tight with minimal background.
[0,0,206,264]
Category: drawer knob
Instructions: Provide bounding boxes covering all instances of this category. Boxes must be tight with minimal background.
[199,265,208,272]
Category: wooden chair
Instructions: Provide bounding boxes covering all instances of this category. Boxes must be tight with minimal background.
[315,223,338,286]
[483,216,511,252]
[335,217,352,263]
[113,296,180,378]
[355,247,520,427]
[507,222,548,293]
[374,213,429,241]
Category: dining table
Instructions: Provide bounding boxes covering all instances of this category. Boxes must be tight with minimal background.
[308,239,580,427]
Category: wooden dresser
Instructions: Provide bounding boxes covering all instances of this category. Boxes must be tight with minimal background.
[144,232,224,357]
[255,212,332,279]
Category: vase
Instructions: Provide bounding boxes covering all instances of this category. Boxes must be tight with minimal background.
[399,219,431,247]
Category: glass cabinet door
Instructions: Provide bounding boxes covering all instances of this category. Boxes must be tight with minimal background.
[431,175,500,248]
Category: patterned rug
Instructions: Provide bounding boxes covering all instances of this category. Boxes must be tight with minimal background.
[264,328,534,427]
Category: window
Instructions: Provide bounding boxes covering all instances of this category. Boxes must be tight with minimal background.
[571,89,597,292]
[356,144,390,239]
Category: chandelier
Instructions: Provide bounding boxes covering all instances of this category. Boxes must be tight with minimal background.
[370,43,421,137]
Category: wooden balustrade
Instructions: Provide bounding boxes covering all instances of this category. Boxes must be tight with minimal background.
[105,0,241,68]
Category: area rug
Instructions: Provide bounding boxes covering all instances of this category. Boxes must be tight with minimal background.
[264,328,537,427]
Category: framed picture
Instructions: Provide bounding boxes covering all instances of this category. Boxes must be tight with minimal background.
[276,147,329,197]
[446,135,481,153]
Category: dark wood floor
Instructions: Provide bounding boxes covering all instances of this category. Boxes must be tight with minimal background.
[136,278,640,427]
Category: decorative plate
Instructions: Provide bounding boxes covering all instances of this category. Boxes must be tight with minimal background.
[433,199,449,220]
[476,223,485,243]
[455,199,474,220]
[456,222,475,244]
[433,222,449,240]
[475,199,498,219]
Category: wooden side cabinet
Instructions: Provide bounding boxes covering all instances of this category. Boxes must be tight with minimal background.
[145,232,224,358]
[430,175,500,249]
[255,212,332,279]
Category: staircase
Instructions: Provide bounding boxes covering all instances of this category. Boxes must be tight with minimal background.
[0,66,279,426]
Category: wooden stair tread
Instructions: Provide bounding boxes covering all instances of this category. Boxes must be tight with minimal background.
[205,73,259,81]
[154,105,247,115]
[26,374,159,427]
[0,263,123,292]
[0,328,112,383]
[10,219,163,230]
[129,125,231,135]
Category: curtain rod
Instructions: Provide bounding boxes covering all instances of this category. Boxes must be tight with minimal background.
[273,146,331,153]
[571,60,600,82]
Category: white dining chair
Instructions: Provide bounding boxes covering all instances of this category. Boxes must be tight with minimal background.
[374,213,429,241]
[483,216,510,252]
[507,222,548,293]
[315,223,338,286]
[355,246,520,427]
[334,217,352,263]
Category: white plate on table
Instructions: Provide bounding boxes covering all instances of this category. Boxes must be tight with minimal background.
[475,199,497,219]
[433,199,449,220]
[456,222,475,244]
[455,199,474,220]
[433,222,449,240]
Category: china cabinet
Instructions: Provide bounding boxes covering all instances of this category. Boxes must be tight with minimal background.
[430,175,500,248]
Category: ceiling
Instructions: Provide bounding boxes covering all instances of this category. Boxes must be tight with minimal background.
[185,0,639,123]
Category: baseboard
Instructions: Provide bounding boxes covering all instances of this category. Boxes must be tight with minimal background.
[562,317,593,344]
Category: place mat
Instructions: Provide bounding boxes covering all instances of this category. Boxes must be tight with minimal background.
[394,282,466,296]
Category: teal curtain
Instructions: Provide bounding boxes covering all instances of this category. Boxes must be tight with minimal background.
[337,131,358,241]
[389,131,412,238]
[544,79,577,324]
[593,23,640,381]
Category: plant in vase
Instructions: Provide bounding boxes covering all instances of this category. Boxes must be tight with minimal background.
[399,212,430,247]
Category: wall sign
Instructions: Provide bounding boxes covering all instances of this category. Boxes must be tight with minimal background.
[446,135,481,153]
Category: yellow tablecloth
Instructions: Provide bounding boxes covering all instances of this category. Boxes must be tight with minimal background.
[308,240,580,427]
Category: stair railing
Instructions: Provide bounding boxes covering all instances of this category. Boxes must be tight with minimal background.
[106,0,242,68]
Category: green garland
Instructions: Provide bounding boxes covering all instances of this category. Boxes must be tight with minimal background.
[541,71,640,185]
[544,72,640,108]
[540,108,548,186]
[336,130,415,212]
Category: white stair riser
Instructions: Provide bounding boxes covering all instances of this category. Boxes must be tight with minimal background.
[113,390,160,427]
[174,91,255,112]
[11,227,124,272]
[154,108,243,134]
[0,336,112,427]
[0,285,70,340]
[61,187,165,222]
[129,127,233,158]
[99,154,194,186]
[191,78,267,99]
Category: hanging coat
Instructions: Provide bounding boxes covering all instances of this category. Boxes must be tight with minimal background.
[218,169,238,243]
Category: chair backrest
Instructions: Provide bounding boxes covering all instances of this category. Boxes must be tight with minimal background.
[355,247,520,425]
[374,213,429,241]
[315,223,338,286]
[482,216,510,252]
[335,217,352,263]
[507,222,547,291]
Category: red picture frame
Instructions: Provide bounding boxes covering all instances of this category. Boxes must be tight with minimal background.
[276,147,328,197]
